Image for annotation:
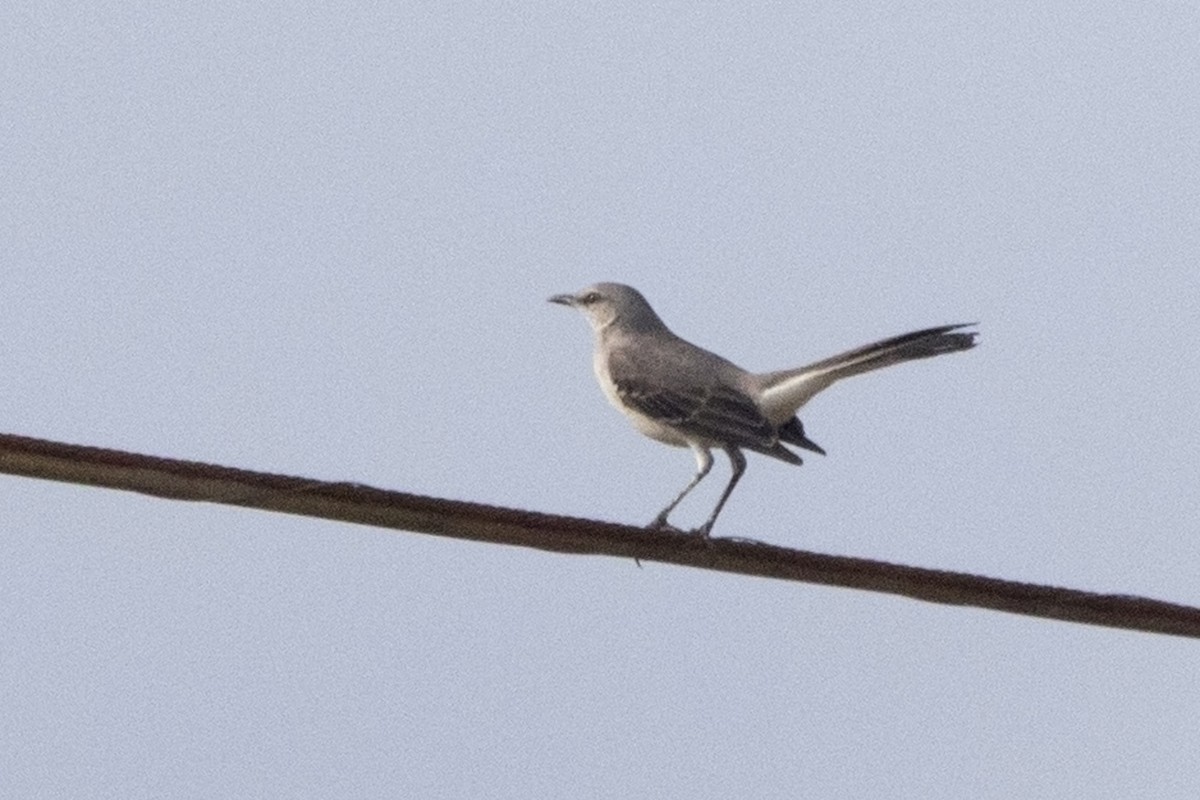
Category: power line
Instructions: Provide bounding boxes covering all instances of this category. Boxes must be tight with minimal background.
[2,432,1196,639]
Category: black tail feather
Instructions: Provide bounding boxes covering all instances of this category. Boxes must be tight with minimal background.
[778,417,826,456]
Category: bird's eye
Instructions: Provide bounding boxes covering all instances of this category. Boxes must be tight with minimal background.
[581,292,601,304]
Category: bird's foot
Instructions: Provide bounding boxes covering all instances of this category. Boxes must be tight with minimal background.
[648,514,713,540]
[647,514,685,533]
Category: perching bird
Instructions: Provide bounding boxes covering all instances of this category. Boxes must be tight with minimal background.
[550,282,976,535]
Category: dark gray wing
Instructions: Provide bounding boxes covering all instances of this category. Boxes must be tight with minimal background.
[607,344,802,463]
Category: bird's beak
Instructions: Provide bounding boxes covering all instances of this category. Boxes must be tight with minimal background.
[548,293,576,307]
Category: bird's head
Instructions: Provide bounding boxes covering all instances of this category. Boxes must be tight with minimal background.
[548,282,666,335]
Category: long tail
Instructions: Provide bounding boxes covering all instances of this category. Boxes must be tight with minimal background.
[756,323,977,421]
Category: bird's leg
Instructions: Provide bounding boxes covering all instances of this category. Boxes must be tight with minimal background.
[694,448,746,537]
[650,446,713,530]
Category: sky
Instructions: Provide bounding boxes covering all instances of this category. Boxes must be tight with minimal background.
[3,2,1199,797]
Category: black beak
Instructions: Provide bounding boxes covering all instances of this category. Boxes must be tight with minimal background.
[548,293,576,306]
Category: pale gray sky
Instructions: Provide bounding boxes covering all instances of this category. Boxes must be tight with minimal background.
[4,3,1199,797]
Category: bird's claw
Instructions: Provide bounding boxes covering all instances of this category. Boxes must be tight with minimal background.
[647,515,685,533]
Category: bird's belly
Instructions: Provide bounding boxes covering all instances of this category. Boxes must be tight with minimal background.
[620,404,691,447]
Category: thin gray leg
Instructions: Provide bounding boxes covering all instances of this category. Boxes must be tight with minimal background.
[695,448,746,537]
[650,446,713,529]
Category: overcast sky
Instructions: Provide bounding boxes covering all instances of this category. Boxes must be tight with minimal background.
[4,3,1199,797]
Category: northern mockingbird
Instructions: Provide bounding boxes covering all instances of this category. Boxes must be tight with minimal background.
[550,282,977,535]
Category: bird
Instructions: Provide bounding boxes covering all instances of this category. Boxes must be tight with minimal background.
[550,282,977,536]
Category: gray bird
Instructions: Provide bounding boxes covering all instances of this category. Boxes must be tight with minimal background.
[550,282,977,535]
